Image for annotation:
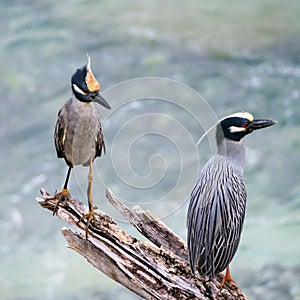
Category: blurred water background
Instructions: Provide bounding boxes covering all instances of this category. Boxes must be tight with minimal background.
[1,1,300,299]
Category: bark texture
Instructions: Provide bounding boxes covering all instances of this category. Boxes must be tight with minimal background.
[37,188,248,300]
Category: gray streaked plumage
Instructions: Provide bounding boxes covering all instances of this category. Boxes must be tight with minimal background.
[188,140,246,278]
[54,97,105,168]
[187,112,276,283]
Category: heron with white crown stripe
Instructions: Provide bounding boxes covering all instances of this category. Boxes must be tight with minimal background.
[187,111,276,287]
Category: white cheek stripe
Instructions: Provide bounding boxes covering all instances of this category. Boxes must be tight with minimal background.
[73,84,87,95]
[229,125,246,133]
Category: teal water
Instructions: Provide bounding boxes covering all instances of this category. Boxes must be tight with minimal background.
[1,1,300,299]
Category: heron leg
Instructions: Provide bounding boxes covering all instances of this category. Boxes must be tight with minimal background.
[77,158,95,239]
[220,266,236,288]
[53,166,72,215]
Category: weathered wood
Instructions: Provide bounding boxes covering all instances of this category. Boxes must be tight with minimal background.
[37,188,248,300]
[105,189,188,262]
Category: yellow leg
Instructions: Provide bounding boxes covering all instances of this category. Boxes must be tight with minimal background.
[87,157,93,212]
[53,167,72,215]
[77,158,95,239]
[220,266,236,288]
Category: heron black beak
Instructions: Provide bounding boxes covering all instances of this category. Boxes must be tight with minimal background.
[93,93,111,109]
[249,119,277,130]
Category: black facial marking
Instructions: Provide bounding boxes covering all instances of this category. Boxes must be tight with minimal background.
[216,117,253,143]
[71,66,94,102]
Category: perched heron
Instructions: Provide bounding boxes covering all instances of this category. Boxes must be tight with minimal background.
[187,112,276,287]
[54,55,111,237]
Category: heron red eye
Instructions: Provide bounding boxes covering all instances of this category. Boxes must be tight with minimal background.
[243,122,248,128]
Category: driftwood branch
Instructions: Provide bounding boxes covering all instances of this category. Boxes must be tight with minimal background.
[36,189,248,300]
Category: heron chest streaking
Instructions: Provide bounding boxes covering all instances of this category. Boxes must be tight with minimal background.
[187,112,276,287]
[57,98,104,167]
[54,55,111,238]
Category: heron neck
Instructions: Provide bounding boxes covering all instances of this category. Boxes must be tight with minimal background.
[217,138,246,174]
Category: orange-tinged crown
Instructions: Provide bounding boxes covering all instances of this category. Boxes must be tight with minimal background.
[85,54,100,92]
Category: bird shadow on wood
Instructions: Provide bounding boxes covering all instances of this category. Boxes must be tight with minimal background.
[36,188,247,300]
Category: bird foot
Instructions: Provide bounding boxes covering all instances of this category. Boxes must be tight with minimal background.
[219,266,236,289]
[52,188,70,216]
[77,206,96,239]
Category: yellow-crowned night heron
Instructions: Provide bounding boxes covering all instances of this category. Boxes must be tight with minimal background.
[54,55,111,237]
[187,112,276,287]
